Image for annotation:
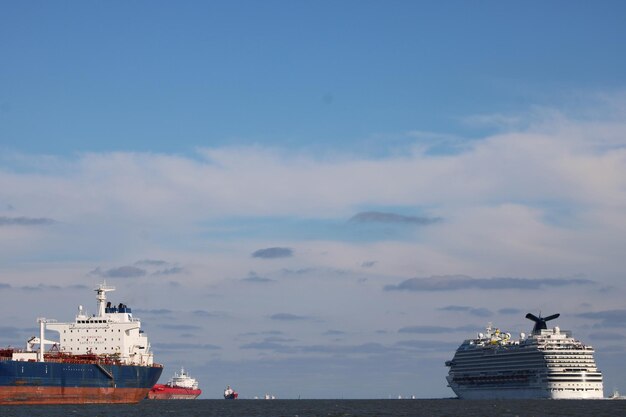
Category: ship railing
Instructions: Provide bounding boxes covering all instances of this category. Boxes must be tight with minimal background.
[0,348,17,358]
[2,347,163,368]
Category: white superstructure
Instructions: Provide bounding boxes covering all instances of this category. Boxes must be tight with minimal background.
[168,368,199,390]
[40,282,154,366]
[445,313,603,399]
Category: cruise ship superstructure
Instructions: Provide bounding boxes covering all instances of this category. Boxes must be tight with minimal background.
[445,313,603,399]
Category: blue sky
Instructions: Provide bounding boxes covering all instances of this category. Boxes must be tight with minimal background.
[3,1,626,155]
[2,1,626,399]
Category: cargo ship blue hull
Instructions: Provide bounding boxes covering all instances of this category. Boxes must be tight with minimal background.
[0,360,163,404]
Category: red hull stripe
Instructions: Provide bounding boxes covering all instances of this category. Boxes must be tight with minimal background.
[146,385,201,399]
[147,393,201,399]
[0,386,150,405]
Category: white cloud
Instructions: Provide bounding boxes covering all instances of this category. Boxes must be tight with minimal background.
[1,103,625,283]
[2,106,625,225]
[2,98,626,398]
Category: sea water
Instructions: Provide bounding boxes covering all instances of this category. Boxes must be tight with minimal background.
[1,399,625,417]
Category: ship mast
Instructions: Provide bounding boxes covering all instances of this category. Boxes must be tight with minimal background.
[95,282,116,317]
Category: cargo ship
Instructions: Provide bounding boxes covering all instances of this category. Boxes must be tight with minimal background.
[147,367,201,399]
[445,313,603,399]
[0,282,163,404]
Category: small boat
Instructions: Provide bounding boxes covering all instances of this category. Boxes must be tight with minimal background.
[224,385,238,399]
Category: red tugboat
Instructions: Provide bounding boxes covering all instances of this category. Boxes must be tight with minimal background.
[224,385,238,399]
[147,367,201,400]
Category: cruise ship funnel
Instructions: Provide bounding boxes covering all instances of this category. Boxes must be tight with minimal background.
[525,313,560,334]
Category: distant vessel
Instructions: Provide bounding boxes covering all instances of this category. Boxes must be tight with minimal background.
[445,313,603,399]
[224,385,238,399]
[608,388,625,400]
[147,367,201,400]
[0,282,163,404]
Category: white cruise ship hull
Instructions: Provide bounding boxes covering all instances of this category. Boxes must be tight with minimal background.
[448,377,604,399]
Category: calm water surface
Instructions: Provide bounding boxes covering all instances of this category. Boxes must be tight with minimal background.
[1,399,626,417]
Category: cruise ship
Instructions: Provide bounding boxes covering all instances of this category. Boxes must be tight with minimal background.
[0,283,163,404]
[445,313,603,399]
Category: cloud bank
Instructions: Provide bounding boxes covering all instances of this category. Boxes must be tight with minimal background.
[90,266,147,279]
[349,211,442,225]
[398,325,477,334]
[252,247,294,259]
[577,310,626,328]
[438,305,494,317]
[384,275,595,292]
[241,272,275,283]
[0,216,55,226]
[270,313,310,321]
